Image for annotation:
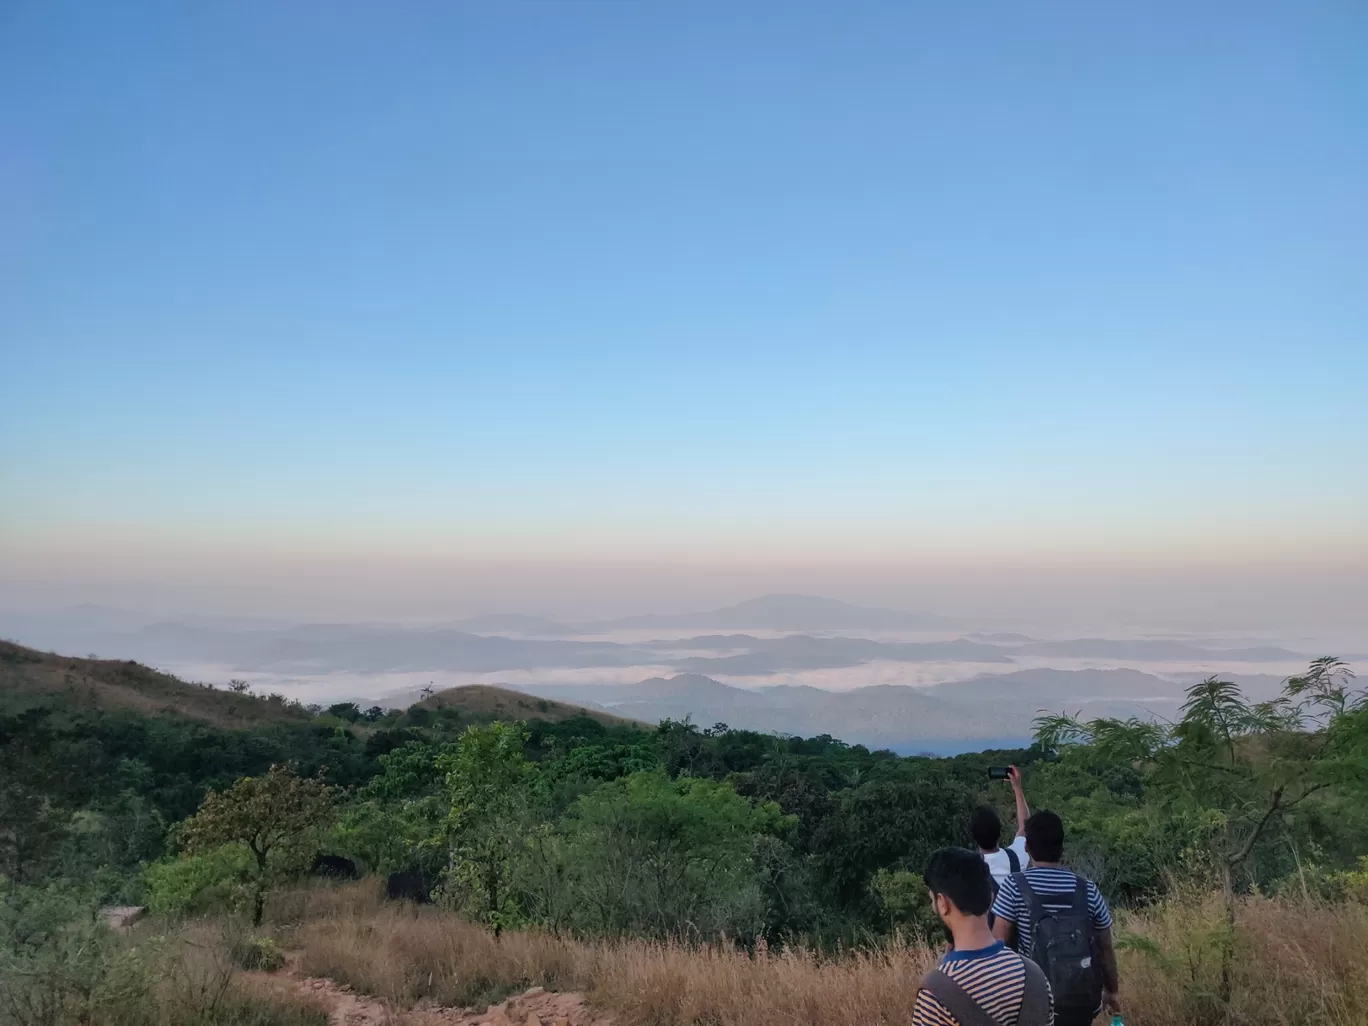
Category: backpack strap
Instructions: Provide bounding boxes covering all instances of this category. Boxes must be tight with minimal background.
[1071,874,1089,913]
[1005,847,1020,874]
[919,969,999,1026]
[1017,955,1052,1025]
[1015,873,1046,928]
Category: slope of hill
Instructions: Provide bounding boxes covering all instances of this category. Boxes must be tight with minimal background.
[0,639,310,727]
[415,683,644,729]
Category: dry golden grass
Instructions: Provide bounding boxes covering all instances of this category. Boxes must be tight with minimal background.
[290,888,595,1008]
[0,640,310,727]
[588,937,938,1026]
[276,880,1368,1026]
[1118,887,1368,1026]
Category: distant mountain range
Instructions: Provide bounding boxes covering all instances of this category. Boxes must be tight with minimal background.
[658,634,1013,674]
[457,594,956,635]
[0,596,1313,678]
[505,666,1291,753]
[589,594,956,632]
[0,629,1315,755]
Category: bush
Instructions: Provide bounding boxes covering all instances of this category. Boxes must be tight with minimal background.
[870,868,937,936]
[230,936,285,972]
[144,844,254,919]
[0,880,151,1026]
[554,771,794,941]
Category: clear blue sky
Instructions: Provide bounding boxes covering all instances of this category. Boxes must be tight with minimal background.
[2,0,1365,588]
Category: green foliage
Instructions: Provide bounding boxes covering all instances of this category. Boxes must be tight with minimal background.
[553,770,794,941]
[325,703,362,724]
[144,844,255,918]
[229,936,285,972]
[1035,659,1368,1007]
[180,764,335,924]
[870,867,937,935]
[809,776,972,912]
[0,696,374,898]
[0,879,151,1026]
[1035,661,1368,892]
[332,740,454,874]
[436,723,536,931]
[8,643,1368,961]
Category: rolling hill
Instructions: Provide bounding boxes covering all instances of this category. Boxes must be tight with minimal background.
[414,683,645,729]
[0,640,310,727]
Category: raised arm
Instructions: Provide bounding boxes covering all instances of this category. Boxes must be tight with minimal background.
[1008,765,1029,836]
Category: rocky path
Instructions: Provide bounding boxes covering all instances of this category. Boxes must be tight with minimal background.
[250,957,611,1026]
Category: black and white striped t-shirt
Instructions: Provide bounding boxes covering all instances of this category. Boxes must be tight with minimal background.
[912,941,1054,1026]
[989,867,1112,957]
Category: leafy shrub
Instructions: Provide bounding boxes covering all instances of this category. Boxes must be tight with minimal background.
[0,880,151,1026]
[144,844,254,919]
[870,867,937,936]
[230,936,285,972]
[554,770,794,941]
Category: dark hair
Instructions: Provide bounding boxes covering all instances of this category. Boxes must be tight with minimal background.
[1025,810,1065,862]
[923,846,994,917]
[969,804,1002,850]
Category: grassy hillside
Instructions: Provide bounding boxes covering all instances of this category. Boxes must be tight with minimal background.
[0,639,310,727]
[415,683,644,728]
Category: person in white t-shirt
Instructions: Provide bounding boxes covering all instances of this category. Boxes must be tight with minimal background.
[970,765,1031,890]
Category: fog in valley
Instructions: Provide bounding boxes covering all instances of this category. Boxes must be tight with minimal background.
[5,580,1363,754]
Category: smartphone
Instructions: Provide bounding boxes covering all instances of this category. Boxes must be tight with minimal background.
[987,766,1010,780]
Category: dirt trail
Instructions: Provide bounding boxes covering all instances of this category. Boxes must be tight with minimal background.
[415,986,608,1026]
[251,956,611,1026]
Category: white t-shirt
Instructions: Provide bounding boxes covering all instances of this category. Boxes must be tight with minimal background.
[980,834,1030,885]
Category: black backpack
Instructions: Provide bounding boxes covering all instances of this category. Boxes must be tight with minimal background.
[1016,873,1102,1016]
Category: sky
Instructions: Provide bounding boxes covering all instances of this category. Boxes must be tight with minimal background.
[2,1,1365,621]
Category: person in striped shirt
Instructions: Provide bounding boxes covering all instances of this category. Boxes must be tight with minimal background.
[990,811,1121,1026]
[913,847,1053,1026]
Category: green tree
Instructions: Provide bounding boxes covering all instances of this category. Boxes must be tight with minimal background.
[557,770,794,941]
[436,723,536,934]
[1036,658,1366,1003]
[335,739,453,874]
[326,702,362,723]
[179,763,335,924]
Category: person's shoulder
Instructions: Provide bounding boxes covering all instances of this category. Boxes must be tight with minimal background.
[1008,834,1029,856]
[1082,878,1113,923]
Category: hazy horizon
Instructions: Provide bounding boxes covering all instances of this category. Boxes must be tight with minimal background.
[3,3,1364,664]
[3,562,1366,628]
[5,586,1361,751]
